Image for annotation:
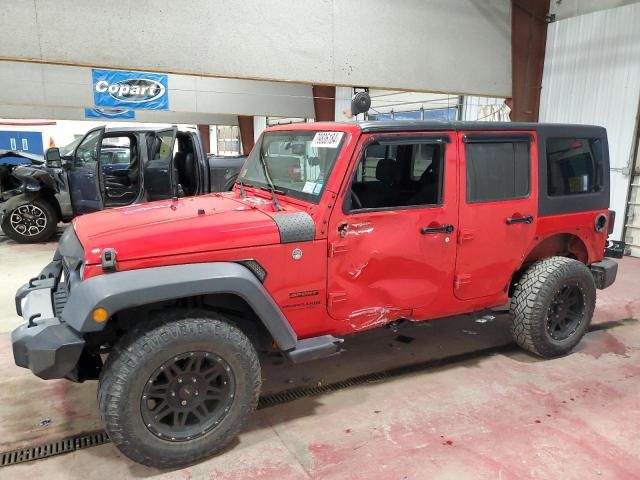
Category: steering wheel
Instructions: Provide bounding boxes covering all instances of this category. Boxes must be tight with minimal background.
[351,190,363,210]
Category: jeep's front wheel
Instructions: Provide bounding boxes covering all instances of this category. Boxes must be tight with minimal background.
[510,256,596,358]
[98,312,261,468]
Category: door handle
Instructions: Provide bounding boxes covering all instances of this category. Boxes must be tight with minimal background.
[506,215,534,225]
[421,224,454,234]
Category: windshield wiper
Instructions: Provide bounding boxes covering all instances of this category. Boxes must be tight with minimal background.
[257,146,283,211]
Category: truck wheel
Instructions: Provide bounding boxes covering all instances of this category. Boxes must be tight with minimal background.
[98,312,261,468]
[1,198,58,243]
[510,256,596,358]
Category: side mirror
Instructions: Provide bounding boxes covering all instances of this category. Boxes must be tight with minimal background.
[45,147,62,168]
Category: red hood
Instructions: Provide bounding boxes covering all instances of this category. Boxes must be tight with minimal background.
[74,193,291,265]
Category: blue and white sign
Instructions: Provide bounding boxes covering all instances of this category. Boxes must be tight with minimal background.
[84,107,136,120]
[92,68,169,110]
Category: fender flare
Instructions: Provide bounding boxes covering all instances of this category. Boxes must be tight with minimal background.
[0,192,40,216]
[0,191,60,223]
[61,262,298,351]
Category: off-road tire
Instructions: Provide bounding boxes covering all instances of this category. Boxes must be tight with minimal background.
[98,311,261,468]
[1,198,58,243]
[510,256,596,358]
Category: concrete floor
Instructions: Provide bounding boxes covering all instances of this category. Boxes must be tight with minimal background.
[0,227,639,479]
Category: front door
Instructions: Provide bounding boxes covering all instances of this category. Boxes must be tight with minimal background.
[145,127,178,200]
[327,133,458,329]
[67,127,105,215]
[454,131,538,300]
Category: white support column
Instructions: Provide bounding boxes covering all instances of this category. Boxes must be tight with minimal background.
[334,87,354,122]
[253,116,267,142]
[210,126,219,155]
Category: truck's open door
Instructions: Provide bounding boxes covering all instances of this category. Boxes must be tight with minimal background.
[145,127,178,200]
[68,126,105,214]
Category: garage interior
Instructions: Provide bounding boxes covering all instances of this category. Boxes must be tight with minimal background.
[1,0,640,478]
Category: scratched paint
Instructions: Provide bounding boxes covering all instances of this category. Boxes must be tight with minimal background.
[242,197,268,205]
[348,261,369,279]
[348,306,411,330]
[345,222,374,236]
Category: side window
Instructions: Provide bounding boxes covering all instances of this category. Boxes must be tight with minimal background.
[348,140,444,211]
[465,141,529,203]
[547,138,602,196]
[74,129,102,167]
[152,131,174,162]
[100,136,132,166]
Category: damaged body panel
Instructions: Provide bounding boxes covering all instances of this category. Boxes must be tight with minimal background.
[0,149,45,201]
[326,131,459,330]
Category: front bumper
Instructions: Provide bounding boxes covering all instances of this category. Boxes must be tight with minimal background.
[12,263,85,380]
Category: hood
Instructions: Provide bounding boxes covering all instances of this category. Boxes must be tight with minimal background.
[0,149,44,167]
[74,193,293,265]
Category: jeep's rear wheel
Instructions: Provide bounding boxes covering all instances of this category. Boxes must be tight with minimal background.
[2,198,58,243]
[98,312,261,468]
[510,256,596,358]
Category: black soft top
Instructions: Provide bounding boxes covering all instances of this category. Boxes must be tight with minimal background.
[357,120,605,134]
[354,120,609,218]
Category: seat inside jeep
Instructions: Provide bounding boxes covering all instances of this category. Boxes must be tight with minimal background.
[349,142,443,211]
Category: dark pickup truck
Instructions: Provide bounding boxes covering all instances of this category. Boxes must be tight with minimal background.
[0,126,245,242]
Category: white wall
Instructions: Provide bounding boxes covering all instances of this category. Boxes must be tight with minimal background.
[0,0,512,97]
[0,61,314,120]
[549,0,640,19]
[539,2,640,240]
[0,105,239,126]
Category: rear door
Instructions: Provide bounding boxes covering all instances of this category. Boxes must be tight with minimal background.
[68,127,105,214]
[454,131,537,300]
[144,127,178,200]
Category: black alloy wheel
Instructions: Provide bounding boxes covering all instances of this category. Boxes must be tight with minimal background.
[546,284,586,341]
[141,351,236,442]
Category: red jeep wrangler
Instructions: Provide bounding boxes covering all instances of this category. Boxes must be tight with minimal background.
[12,121,618,466]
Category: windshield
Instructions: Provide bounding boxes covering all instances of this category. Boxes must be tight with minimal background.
[238,130,345,203]
[59,137,83,157]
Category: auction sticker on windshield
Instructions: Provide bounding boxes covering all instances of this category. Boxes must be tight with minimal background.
[311,132,343,148]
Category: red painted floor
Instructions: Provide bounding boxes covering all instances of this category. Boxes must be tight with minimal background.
[0,257,639,479]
